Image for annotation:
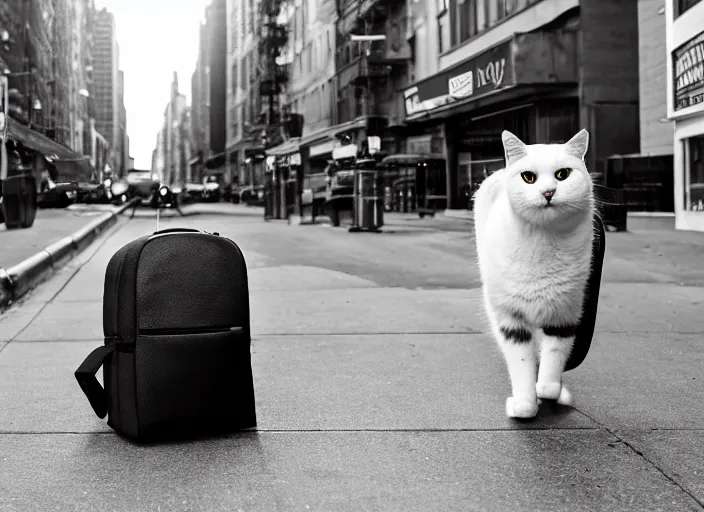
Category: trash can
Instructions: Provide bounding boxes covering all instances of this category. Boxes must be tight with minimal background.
[1,173,38,229]
[350,169,383,232]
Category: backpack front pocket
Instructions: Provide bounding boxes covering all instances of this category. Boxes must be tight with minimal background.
[135,328,255,437]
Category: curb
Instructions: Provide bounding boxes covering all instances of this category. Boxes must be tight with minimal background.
[0,199,139,312]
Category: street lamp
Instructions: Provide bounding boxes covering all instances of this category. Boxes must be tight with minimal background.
[78,88,89,98]
[33,99,42,111]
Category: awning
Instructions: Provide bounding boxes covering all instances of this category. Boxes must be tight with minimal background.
[299,116,388,147]
[4,117,88,162]
[265,138,300,157]
[381,153,445,165]
[52,157,96,183]
[405,83,576,124]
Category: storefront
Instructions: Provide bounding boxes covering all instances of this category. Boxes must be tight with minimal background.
[667,10,704,231]
[403,10,591,211]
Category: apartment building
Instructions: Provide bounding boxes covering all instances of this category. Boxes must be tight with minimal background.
[666,0,704,230]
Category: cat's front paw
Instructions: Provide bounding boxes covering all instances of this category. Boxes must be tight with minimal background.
[536,381,574,406]
[506,396,539,418]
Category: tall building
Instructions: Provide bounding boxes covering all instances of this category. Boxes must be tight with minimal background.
[209,0,227,157]
[117,68,127,174]
[52,0,72,147]
[155,72,188,185]
[93,7,120,175]
[189,17,211,182]
[666,0,704,230]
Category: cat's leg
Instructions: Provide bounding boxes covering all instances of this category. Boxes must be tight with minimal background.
[536,326,576,406]
[493,313,539,419]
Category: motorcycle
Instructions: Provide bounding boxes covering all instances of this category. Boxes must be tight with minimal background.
[129,182,184,218]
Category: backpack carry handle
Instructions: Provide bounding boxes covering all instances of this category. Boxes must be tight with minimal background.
[75,345,114,419]
[152,228,203,235]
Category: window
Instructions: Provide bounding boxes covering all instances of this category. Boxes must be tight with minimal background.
[686,135,704,211]
[232,62,238,94]
[676,0,702,17]
[452,0,478,45]
[437,8,451,53]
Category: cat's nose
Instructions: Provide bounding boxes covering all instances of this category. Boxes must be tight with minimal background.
[543,189,556,203]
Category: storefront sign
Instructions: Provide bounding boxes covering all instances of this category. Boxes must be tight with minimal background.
[673,31,704,111]
[404,87,452,117]
[404,39,513,117]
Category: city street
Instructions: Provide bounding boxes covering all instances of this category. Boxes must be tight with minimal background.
[0,208,703,511]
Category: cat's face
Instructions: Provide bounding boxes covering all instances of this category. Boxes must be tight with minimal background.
[501,130,593,227]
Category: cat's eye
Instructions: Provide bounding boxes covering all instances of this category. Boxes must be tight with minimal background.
[555,168,572,181]
[520,171,536,184]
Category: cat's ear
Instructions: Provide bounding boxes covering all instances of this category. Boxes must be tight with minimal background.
[565,129,589,161]
[501,131,528,166]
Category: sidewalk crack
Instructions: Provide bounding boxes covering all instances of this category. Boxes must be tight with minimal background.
[575,408,704,509]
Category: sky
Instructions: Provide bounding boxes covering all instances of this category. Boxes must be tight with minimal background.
[95,0,211,169]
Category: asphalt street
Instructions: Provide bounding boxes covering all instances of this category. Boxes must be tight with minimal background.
[0,206,702,511]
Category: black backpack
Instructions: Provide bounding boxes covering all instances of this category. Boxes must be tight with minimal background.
[565,213,607,372]
[75,227,256,441]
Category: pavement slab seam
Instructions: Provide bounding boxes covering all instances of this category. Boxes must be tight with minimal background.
[1,219,130,350]
[575,408,704,509]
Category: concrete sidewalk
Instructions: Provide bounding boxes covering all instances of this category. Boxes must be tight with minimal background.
[0,207,111,269]
[0,212,703,511]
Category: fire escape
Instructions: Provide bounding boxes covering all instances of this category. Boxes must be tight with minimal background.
[335,0,387,125]
[254,0,290,151]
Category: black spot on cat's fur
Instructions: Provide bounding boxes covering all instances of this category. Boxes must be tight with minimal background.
[507,309,527,323]
[500,326,532,343]
[543,325,578,338]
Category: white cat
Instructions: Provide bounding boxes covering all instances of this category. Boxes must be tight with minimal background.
[473,129,595,419]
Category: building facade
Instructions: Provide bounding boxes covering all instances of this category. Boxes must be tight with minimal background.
[402,0,640,213]
[0,0,54,134]
[93,8,120,176]
[666,0,704,231]
[69,0,96,157]
[226,0,264,188]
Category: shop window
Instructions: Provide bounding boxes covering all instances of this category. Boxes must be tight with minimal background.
[686,135,704,211]
[675,0,702,18]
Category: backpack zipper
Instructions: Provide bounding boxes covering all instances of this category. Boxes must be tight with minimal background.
[138,326,244,336]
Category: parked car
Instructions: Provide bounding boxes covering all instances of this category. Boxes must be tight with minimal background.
[183,182,205,203]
